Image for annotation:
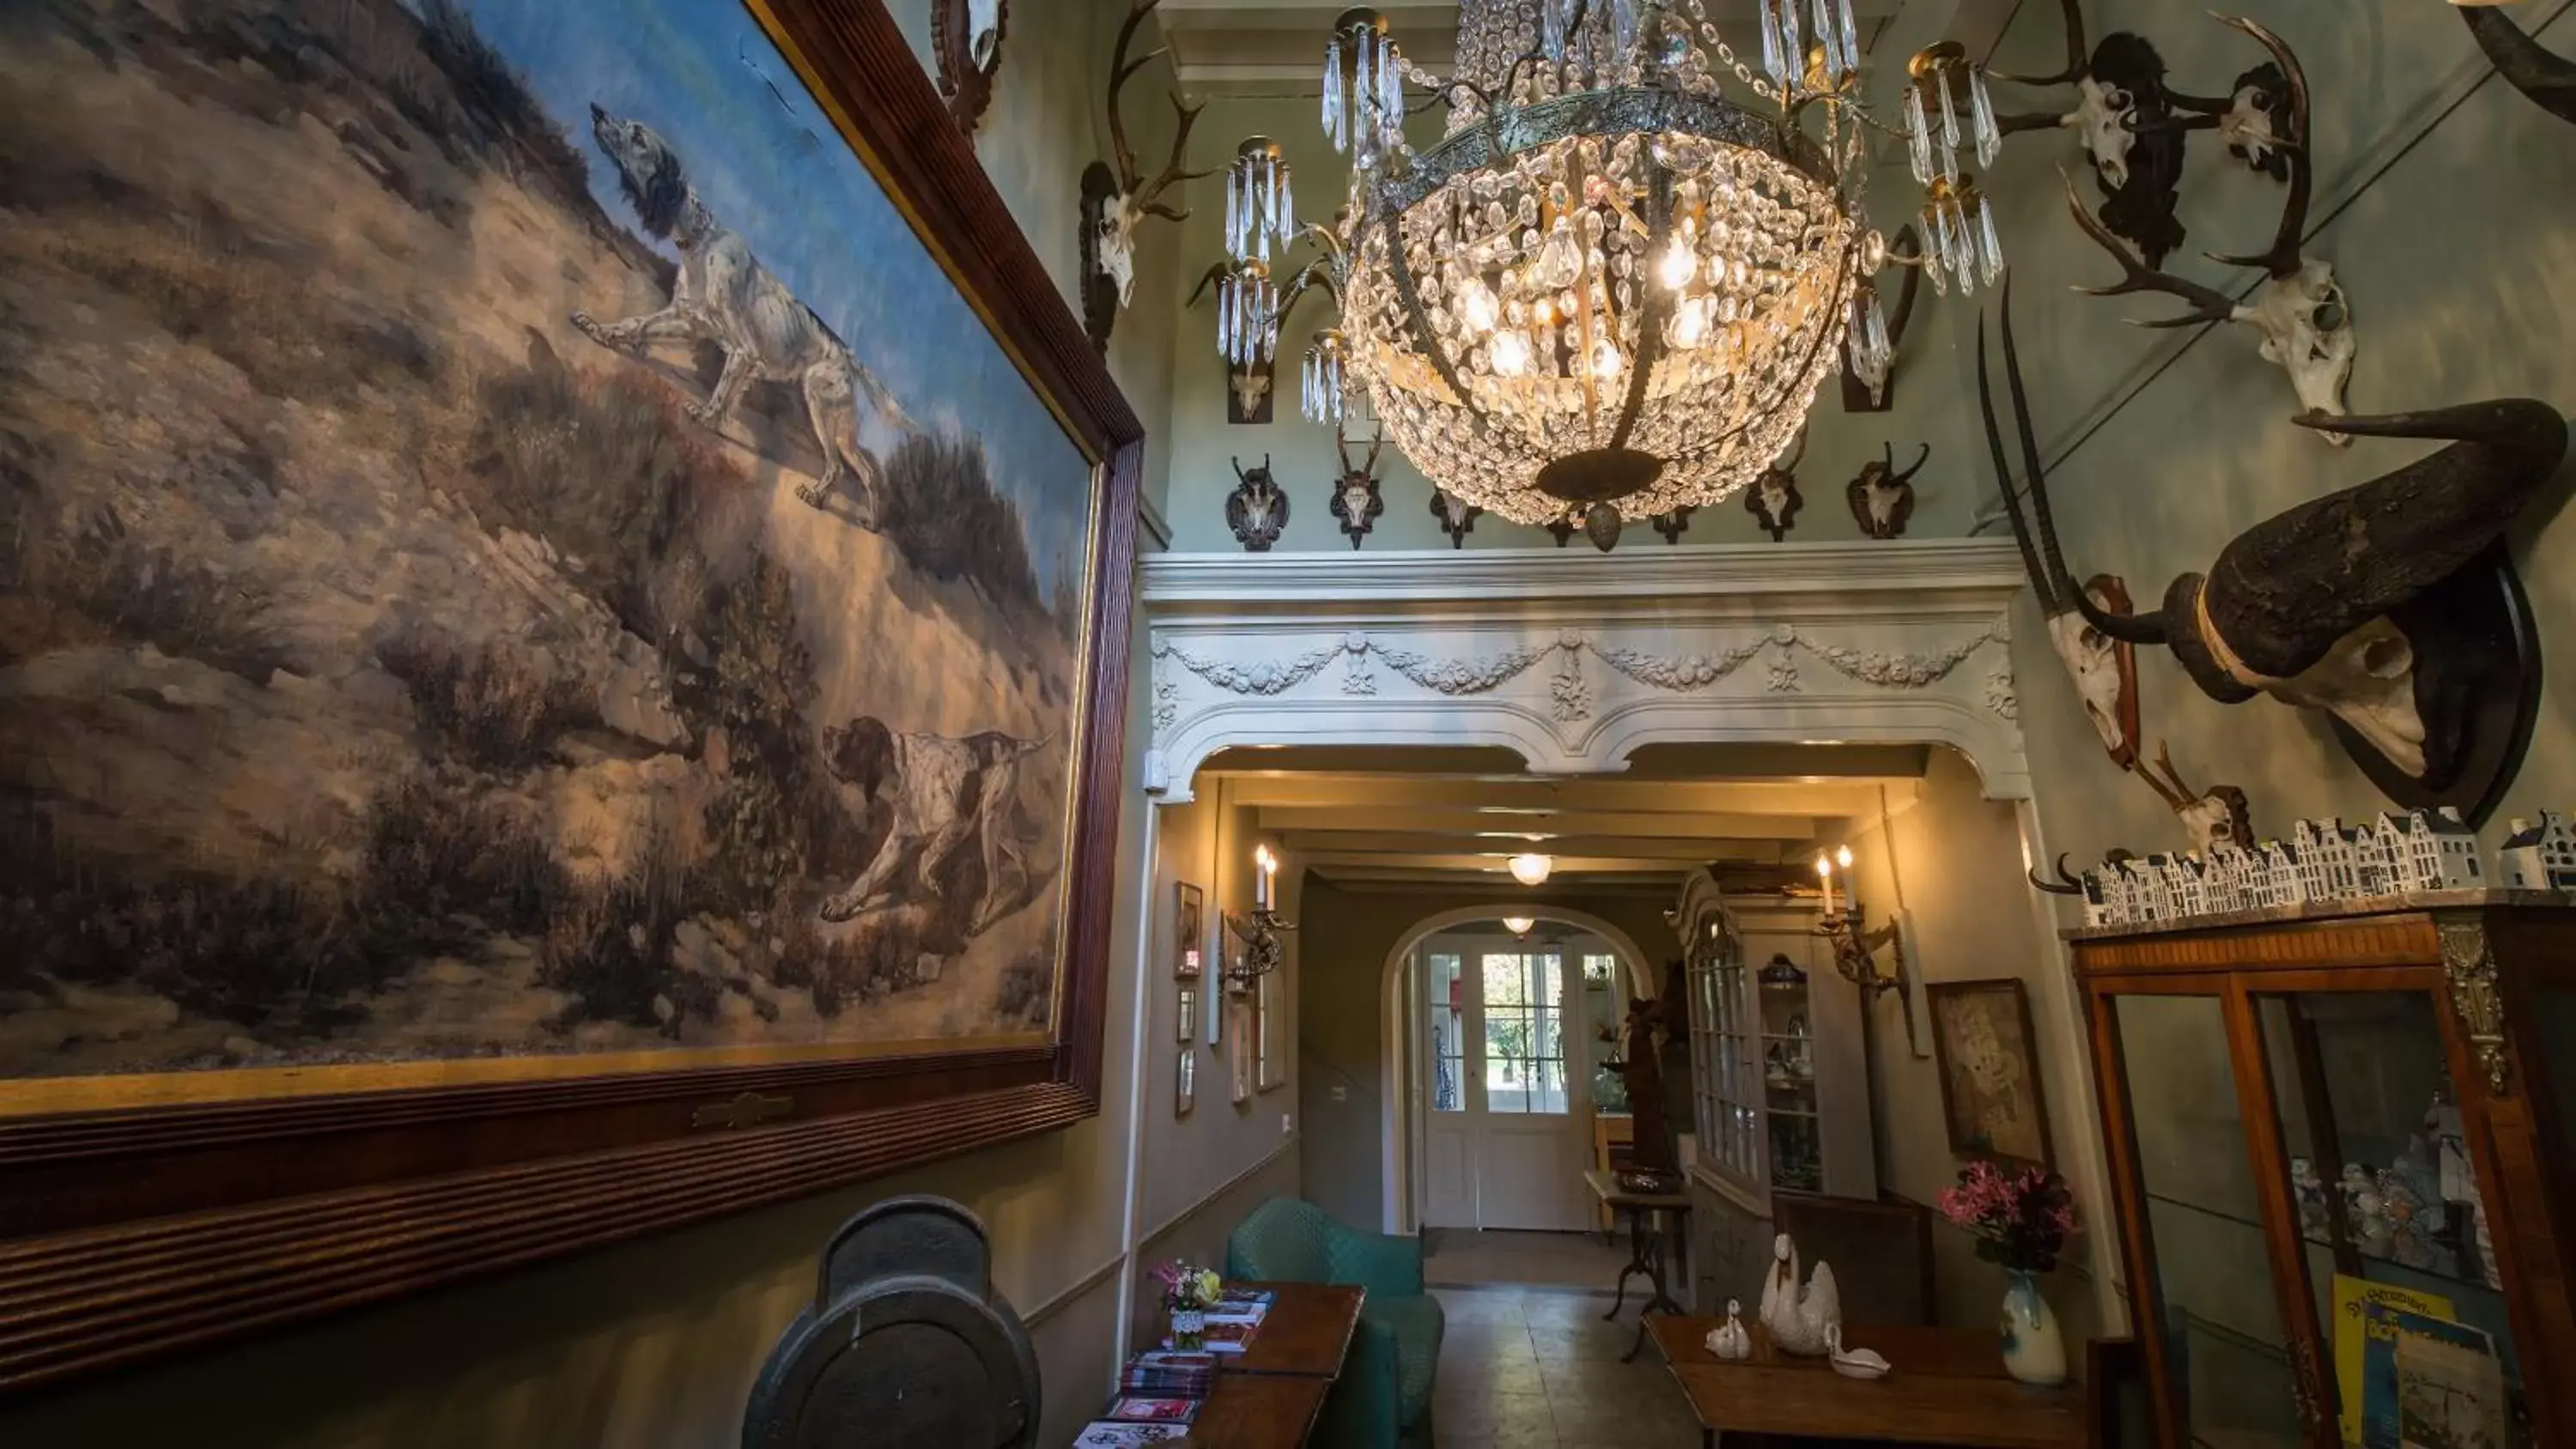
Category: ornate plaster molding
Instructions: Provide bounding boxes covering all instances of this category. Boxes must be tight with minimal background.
[1144,541,2032,802]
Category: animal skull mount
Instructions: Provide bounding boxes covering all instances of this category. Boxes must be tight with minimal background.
[1330,428,1384,549]
[1744,428,1807,542]
[2137,743,2256,854]
[1229,362,1275,424]
[1226,455,1289,552]
[2064,18,2354,442]
[1987,4,2191,266]
[2451,0,2576,125]
[1980,279,2567,822]
[1846,442,1928,540]
[1080,0,1210,350]
[1430,488,1481,549]
[2039,573,2143,770]
[933,0,1009,133]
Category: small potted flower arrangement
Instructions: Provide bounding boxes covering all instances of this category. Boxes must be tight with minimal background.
[1936,1160,2078,1387]
[1154,1260,1224,1350]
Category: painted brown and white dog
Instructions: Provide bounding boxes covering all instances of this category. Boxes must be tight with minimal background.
[572,105,905,520]
[819,716,1051,931]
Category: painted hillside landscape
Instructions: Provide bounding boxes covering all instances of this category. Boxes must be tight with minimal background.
[0,0,1093,1079]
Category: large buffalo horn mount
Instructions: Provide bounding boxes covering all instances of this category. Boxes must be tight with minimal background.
[1978,279,2565,824]
[2453,1,2576,125]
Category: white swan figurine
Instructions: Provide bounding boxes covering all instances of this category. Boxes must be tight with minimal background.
[1706,1298,1752,1361]
[1826,1322,1892,1380]
[1758,1232,1841,1357]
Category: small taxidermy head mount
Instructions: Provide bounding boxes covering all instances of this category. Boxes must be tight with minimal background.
[1979,280,2567,792]
[2065,15,2353,439]
[1847,442,1928,540]
[1227,453,1288,551]
[1330,427,1384,549]
[1744,427,1808,542]
[2453,1,2576,125]
[1983,0,2190,265]
[2137,743,2255,853]
[1082,0,1211,344]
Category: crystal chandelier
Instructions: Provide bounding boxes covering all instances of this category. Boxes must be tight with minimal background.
[1211,0,1940,540]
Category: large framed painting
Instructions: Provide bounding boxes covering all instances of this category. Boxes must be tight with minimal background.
[0,0,1138,1392]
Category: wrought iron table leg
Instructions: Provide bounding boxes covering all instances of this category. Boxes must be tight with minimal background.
[1623,1207,1686,1362]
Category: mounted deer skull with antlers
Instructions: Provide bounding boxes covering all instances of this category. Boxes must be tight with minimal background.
[2065,17,2354,441]
[1846,443,1929,540]
[1981,2,2190,265]
[1979,280,2568,795]
[1331,427,1385,549]
[1744,428,1808,543]
[2451,0,2576,124]
[2137,743,2255,853]
[1079,0,1210,349]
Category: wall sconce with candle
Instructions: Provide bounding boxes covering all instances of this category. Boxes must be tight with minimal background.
[1813,846,1921,1052]
[1222,844,1292,995]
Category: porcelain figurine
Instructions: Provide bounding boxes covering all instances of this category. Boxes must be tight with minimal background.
[2290,1156,2331,1242]
[1759,1234,1841,1357]
[1707,1300,1752,1361]
[2342,1163,2394,1256]
[1826,1323,1892,1380]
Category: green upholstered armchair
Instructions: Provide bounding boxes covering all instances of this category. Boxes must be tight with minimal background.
[1225,1197,1444,1449]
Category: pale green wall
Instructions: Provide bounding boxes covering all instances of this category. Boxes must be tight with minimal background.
[0,7,1196,1446]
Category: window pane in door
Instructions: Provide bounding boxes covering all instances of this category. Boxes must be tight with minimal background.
[1483,952,1529,1007]
[1428,953,1463,1113]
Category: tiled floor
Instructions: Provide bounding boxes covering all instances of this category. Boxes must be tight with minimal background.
[1422,1227,1635,1291]
[1427,1285,1704,1449]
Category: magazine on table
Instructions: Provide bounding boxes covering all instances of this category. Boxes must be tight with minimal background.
[1105,1396,1200,1424]
[2356,1301,2506,1449]
[2333,1273,2456,1446]
[1201,1318,1261,1354]
[1071,1422,1190,1448]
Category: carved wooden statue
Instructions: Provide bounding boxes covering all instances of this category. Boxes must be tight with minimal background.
[1601,995,1677,1178]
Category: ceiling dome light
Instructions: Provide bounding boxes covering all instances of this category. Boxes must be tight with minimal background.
[1503,914,1537,937]
[1508,852,1554,887]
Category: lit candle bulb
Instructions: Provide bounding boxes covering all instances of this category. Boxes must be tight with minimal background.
[1658,236,1697,290]
[1255,844,1277,911]
[1589,338,1624,380]
[1815,852,1835,915]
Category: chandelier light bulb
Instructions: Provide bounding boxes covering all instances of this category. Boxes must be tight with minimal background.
[1490,329,1533,378]
[1508,852,1554,887]
[1658,237,1697,290]
[1589,338,1625,380]
[1672,298,1710,349]
[1461,281,1500,332]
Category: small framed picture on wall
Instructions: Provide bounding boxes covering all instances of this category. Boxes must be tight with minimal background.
[1176,986,1197,1044]
[1174,882,1205,979]
[1227,997,1255,1104]
[1926,979,2054,1167]
[1176,1049,1196,1117]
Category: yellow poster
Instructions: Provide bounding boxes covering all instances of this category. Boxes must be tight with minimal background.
[2330,1272,2453,1446]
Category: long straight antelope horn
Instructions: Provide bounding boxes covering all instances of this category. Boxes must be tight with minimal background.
[2459,3,2576,125]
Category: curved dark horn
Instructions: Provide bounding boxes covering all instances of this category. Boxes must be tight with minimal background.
[1886,225,1925,345]
[2202,398,2569,680]
[1893,442,1931,485]
[1878,440,1894,475]
[2206,15,2311,279]
[2026,853,2087,895]
[1975,295,2061,615]
[2462,5,2576,126]
[1185,262,1230,310]
[1990,0,2087,86]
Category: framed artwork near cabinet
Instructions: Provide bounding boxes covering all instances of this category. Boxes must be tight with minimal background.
[1177,987,1197,1045]
[1175,882,1206,980]
[1926,979,2054,1168]
[1176,1049,1196,1117]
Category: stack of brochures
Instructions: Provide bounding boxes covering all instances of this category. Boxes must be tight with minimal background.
[1200,1286,1274,1357]
[1121,1349,1217,1398]
[2330,1272,2509,1449]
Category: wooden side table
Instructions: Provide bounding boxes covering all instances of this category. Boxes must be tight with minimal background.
[1646,1315,2084,1448]
[1584,1168,1692,1362]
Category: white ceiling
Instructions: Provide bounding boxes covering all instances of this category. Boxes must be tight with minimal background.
[1199,743,1925,894]
[1154,0,1937,94]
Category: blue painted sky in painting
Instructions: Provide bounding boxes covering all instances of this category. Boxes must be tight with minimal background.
[454,0,1089,596]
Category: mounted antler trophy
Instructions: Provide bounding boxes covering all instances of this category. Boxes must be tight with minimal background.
[1846,443,1928,540]
[1430,488,1481,549]
[1929,0,2287,269]
[1980,282,2567,825]
[2452,0,2576,124]
[1330,427,1384,549]
[2048,573,2144,771]
[1080,0,1210,350]
[933,0,1008,134]
[1225,455,1288,551]
[2137,743,2255,854]
[1744,427,1808,543]
[1840,227,1922,412]
[2065,17,2354,441]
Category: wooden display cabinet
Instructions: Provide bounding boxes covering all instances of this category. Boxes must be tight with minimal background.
[2068,893,2576,1448]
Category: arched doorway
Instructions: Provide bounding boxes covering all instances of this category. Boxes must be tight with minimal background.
[1377,906,1655,1234]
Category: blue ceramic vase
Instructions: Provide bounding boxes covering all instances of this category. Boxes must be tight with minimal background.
[2000,1270,2068,1386]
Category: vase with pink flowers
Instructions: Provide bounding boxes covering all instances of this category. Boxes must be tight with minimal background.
[1937,1160,2077,1386]
[1154,1260,1223,1351]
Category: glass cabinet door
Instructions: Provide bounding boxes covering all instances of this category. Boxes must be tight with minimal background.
[1757,953,1820,1192]
[2255,991,2531,1448]
[2111,992,2309,1448]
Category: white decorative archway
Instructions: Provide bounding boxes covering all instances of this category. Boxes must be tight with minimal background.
[1140,541,2032,803]
[1374,904,1662,1234]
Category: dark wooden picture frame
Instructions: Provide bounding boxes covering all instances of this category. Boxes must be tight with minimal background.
[1926,979,2056,1168]
[1176,882,1206,979]
[0,0,1139,1396]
